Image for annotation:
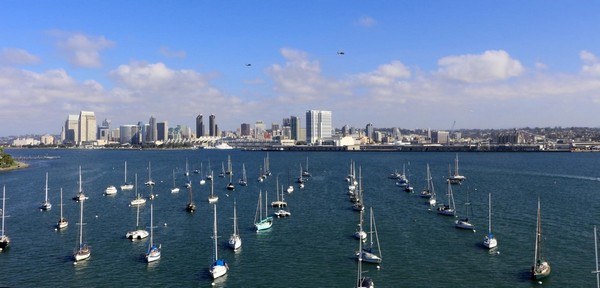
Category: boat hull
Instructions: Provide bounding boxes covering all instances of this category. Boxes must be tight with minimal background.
[455,219,475,230]
[146,245,161,262]
[483,235,497,249]
[255,217,273,231]
[210,261,228,279]
[74,246,91,262]
[532,261,551,279]
[228,235,241,250]
[126,229,149,240]
[357,250,382,264]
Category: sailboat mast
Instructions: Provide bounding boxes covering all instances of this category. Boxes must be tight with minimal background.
[149,202,154,247]
[60,188,63,219]
[1,186,5,237]
[79,166,82,193]
[79,198,84,246]
[595,225,600,288]
[454,154,459,176]
[135,203,140,227]
[233,201,237,235]
[213,204,218,262]
[124,161,127,183]
[488,193,492,234]
[45,172,49,202]
[534,198,541,267]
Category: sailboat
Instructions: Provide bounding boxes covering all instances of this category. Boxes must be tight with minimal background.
[0,186,10,250]
[126,199,149,240]
[56,188,68,230]
[271,177,287,208]
[226,168,235,191]
[447,154,466,184]
[296,164,305,185]
[120,161,134,190]
[437,181,456,216]
[72,166,87,202]
[356,207,382,263]
[286,169,294,193]
[186,185,197,213]
[130,174,147,206]
[302,157,311,177]
[145,202,161,262]
[274,185,291,217]
[205,160,213,181]
[170,170,180,193]
[208,171,219,204]
[209,204,228,279]
[264,153,271,176]
[352,167,364,212]
[226,155,233,176]
[455,188,475,230]
[238,163,248,186]
[593,226,600,287]
[199,162,206,185]
[40,172,52,210]
[254,190,273,232]
[354,209,367,241]
[219,162,225,178]
[356,220,374,288]
[483,193,498,249]
[531,198,551,280]
[228,200,242,250]
[420,164,437,207]
[145,162,155,186]
[104,184,117,196]
[73,194,91,262]
[184,158,190,177]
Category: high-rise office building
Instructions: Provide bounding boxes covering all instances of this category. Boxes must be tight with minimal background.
[63,114,79,144]
[366,123,374,141]
[290,116,300,141]
[157,121,168,141]
[79,111,97,145]
[209,114,216,136]
[241,123,251,136]
[306,110,332,145]
[119,125,138,144]
[97,118,111,142]
[196,114,204,137]
[148,116,157,143]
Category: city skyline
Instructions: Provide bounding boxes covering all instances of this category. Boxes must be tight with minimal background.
[2,1,600,136]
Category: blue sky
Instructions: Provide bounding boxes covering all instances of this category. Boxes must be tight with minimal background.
[2,1,600,136]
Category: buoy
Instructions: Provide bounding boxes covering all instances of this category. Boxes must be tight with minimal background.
[211,282,215,286]
[54,228,58,231]
[497,251,500,254]
[95,215,98,218]
[164,223,167,226]
[538,281,542,284]
[73,262,77,265]
[473,230,476,233]
[376,265,381,270]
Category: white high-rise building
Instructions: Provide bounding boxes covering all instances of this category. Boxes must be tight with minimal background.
[63,114,79,144]
[148,116,157,143]
[306,110,332,145]
[78,111,97,145]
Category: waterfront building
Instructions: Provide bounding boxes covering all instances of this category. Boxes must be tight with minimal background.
[63,114,79,145]
[157,122,168,141]
[241,123,251,137]
[209,114,217,136]
[196,114,204,137]
[119,125,139,144]
[79,111,97,145]
[306,110,332,145]
[290,116,300,141]
[366,123,374,142]
[148,116,157,143]
[97,119,110,143]
[432,130,449,144]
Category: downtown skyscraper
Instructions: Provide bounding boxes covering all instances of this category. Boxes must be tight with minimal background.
[196,114,204,137]
[305,110,332,145]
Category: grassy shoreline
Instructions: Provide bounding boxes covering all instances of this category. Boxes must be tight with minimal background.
[0,161,30,172]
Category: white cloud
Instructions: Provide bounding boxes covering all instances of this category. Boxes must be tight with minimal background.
[580,50,600,76]
[159,46,187,59]
[356,16,377,28]
[51,31,114,68]
[0,48,40,65]
[436,50,524,83]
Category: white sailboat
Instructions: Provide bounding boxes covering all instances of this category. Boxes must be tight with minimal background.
[145,162,155,186]
[120,161,134,190]
[483,193,498,249]
[437,181,456,216]
[205,160,213,181]
[356,207,382,264]
[72,166,87,202]
[356,223,374,288]
[73,195,91,262]
[145,202,161,263]
[126,199,149,240]
[420,164,433,198]
[0,185,10,250]
[130,174,146,206]
[302,157,311,177]
[226,155,233,176]
[56,188,68,230]
[186,185,197,213]
[274,185,291,217]
[170,169,180,193]
[447,154,466,184]
[238,163,248,186]
[199,162,206,185]
[254,190,273,232]
[208,171,218,204]
[593,225,600,287]
[271,177,287,207]
[354,209,367,241]
[210,204,228,279]
[104,185,117,196]
[228,200,242,250]
[455,189,475,230]
[40,172,52,210]
[532,198,551,280]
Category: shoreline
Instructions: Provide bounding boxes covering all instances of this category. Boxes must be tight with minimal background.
[0,161,30,172]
